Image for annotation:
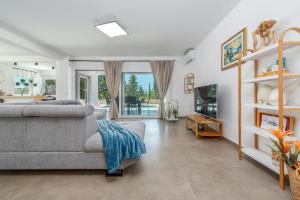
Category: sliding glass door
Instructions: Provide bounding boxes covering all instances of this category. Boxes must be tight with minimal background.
[98,74,110,108]
[76,71,110,108]
[121,73,159,116]
[75,70,158,117]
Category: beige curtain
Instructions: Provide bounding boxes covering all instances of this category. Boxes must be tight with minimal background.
[151,60,175,118]
[104,61,122,119]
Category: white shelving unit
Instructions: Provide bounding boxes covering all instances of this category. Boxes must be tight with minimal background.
[238,27,300,189]
[242,125,277,140]
[243,74,300,83]
[242,42,300,62]
[242,148,288,175]
[243,103,300,111]
[243,125,296,141]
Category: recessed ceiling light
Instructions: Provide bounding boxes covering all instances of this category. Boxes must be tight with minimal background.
[95,21,128,37]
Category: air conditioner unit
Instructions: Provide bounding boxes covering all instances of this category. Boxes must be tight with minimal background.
[183,49,196,65]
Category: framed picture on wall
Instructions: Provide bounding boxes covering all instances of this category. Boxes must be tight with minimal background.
[257,112,294,131]
[221,28,247,71]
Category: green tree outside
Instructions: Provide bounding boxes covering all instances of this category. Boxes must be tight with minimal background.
[98,75,110,104]
[125,74,139,97]
[98,73,160,106]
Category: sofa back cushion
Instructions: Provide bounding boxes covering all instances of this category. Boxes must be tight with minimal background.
[36,100,81,105]
[24,117,87,152]
[23,105,94,118]
[0,105,98,152]
[2,101,37,105]
[0,118,24,152]
[0,105,25,117]
[3,99,81,106]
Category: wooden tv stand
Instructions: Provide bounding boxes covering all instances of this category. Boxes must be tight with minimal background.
[185,114,223,138]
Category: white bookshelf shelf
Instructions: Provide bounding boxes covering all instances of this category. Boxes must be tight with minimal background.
[242,42,300,62]
[242,125,277,140]
[243,74,300,83]
[242,103,300,111]
[242,148,288,175]
[243,125,297,141]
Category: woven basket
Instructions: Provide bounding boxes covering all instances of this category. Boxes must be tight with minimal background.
[288,167,300,200]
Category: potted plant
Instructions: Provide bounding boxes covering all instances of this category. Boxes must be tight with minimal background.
[20,79,26,84]
[15,82,20,86]
[269,148,281,166]
[269,129,300,199]
[33,83,38,87]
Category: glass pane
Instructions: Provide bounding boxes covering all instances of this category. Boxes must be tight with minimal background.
[98,74,110,107]
[122,73,159,116]
[76,71,110,110]
[79,77,88,105]
[14,76,29,96]
[44,80,56,95]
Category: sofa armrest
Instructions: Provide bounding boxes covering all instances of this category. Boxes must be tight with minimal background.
[94,109,107,120]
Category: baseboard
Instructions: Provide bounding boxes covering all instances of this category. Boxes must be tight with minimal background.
[223,137,238,147]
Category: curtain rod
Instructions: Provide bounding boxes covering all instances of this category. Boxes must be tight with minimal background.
[69,59,175,63]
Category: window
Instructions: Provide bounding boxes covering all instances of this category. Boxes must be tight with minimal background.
[79,76,89,105]
[15,76,30,96]
[75,71,109,108]
[98,74,110,107]
[44,79,56,95]
[121,73,159,116]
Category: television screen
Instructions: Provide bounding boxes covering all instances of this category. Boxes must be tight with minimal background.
[194,84,217,119]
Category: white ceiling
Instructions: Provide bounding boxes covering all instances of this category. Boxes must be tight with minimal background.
[0,0,240,57]
[0,39,34,56]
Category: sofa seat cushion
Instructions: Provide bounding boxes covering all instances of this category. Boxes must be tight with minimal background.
[84,121,146,153]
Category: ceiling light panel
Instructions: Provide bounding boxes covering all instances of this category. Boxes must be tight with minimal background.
[95,22,128,37]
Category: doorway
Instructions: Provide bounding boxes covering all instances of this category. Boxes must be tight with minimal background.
[79,75,89,105]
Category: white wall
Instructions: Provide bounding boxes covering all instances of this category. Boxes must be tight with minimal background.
[167,58,194,117]
[56,58,71,99]
[0,64,15,95]
[169,0,300,144]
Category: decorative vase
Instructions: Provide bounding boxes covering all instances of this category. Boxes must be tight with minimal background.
[269,89,288,106]
[288,167,300,200]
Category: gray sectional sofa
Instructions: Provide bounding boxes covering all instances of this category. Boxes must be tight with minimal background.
[0,100,145,171]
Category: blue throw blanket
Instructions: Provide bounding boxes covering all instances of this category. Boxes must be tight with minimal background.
[97,120,146,173]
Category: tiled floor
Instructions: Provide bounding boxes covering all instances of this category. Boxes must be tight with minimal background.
[0,119,292,200]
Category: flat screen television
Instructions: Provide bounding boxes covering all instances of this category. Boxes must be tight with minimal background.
[194,84,218,119]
